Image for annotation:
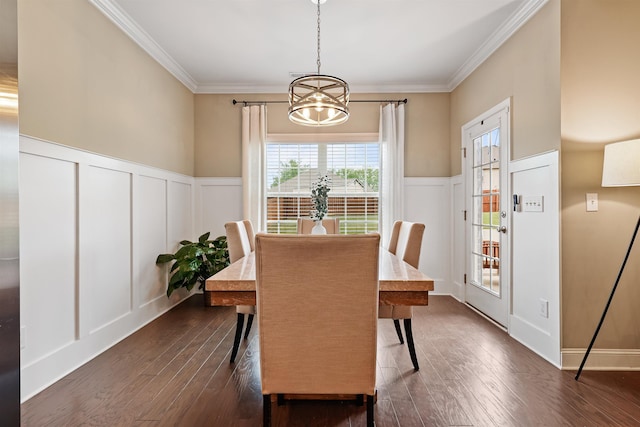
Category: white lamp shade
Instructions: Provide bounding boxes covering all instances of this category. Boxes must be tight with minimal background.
[602,139,640,187]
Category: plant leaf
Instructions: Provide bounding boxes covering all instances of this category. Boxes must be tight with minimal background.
[168,269,187,287]
[156,254,175,264]
[175,245,200,260]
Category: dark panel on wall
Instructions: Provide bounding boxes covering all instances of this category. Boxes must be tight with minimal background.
[0,0,20,423]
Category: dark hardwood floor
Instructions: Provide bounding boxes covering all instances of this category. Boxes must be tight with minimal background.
[21,295,640,426]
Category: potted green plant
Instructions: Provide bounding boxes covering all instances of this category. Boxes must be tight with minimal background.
[156,232,229,297]
[310,175,331,234]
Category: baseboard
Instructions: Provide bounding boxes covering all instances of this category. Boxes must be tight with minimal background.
[562,348,640,371]
[510,314,561,368]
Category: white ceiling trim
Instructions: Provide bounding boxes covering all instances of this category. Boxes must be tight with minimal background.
[447,0,549,91]
[88,0,198,92]
[195,82,451,95]
[89,0,547,95]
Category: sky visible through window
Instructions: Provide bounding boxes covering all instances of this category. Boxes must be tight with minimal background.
[481,128,500,147]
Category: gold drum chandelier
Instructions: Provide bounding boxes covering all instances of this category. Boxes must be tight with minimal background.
[288,0,349,126]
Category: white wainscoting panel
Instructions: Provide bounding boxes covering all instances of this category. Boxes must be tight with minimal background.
[136,175,169,307]
[168,181,194,249]
[404,178,451,295]
[83,165,132,334]
[195,177,243,238]
[509,151,560,367]
[451,175,465,301]
[164,180,197,304]
[19,136,195,401]
[19,153,77,367]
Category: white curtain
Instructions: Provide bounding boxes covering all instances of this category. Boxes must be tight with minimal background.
[379,102,405,247]
[242,105,267,231]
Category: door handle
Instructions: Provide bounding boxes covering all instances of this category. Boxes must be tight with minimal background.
[497,226,507,233]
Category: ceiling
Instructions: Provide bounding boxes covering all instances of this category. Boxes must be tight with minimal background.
[89,0,547,94]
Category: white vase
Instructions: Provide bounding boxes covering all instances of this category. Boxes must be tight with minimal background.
[311,220,327,235]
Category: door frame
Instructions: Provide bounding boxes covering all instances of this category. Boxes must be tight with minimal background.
[462,98,511,328]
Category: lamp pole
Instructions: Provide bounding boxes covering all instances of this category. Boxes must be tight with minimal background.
[575,214,640,380]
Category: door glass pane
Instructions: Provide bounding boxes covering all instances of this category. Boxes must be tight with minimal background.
[470,129,501,295]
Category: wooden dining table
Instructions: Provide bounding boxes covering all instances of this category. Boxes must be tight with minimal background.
[204,248,434,307]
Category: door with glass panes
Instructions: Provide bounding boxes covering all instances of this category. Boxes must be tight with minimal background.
[464,102,510,327]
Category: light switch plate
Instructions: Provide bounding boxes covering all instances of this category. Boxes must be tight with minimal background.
[586,193,598,212]
[522,195,544,212]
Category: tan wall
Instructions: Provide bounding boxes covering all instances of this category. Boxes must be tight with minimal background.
[194,93,450,177]
[450,0,561,176]
[561,0,640,349]
[18,0,195,175]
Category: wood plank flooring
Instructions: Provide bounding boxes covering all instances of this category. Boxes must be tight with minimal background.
[21,295,640,426]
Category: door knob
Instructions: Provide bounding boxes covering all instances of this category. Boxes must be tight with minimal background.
[498,226,507,233]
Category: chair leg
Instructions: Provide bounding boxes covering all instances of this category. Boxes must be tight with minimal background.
[404,319,419,371]
[230,313,245,363]
[366,394,375,427]
[393,319,404,344]
[263,394,271,427]
[244,313,254,339]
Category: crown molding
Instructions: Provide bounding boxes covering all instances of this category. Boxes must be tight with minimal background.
[195,82,450,94]
[88,0,198,92]
[338,83,451,94]
[195,83,287,95]
[447,0,549,91]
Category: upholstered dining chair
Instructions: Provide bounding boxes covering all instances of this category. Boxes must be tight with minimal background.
[296,217,340,234]
[224,220,255,364]
[379,220,425,371]
[255,233,380,427]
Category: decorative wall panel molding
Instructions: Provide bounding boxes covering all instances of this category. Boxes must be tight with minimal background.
[19,136,195,401]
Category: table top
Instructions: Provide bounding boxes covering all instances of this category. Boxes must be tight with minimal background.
[205,248,434,293]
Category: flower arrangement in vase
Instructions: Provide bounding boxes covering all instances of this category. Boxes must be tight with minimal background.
[310,175,330,234]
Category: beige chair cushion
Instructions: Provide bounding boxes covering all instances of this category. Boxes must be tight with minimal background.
[296,217,340,235]
[387,221,424,269]
[225,220,254,263]
[378,304,412,318]
[256,233,380,396]
[225,220,256,315]
[380,220,425,320]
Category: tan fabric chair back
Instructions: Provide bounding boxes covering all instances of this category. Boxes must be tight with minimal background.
[296,218,340,235]
[387,220,425,269]
[225,220,255,263]
[255,233,380,395]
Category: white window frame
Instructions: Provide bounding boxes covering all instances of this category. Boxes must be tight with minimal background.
[265,133,381,234]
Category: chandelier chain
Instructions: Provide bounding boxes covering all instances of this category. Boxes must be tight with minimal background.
[316,0,321,75]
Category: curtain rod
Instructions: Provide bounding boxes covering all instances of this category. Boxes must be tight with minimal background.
[232,98,407,106]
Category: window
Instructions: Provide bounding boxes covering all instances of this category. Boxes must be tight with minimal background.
[266,141,380,234]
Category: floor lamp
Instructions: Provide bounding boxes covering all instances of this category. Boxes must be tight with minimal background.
[575,138,640,380]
